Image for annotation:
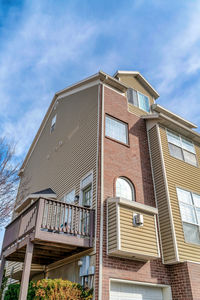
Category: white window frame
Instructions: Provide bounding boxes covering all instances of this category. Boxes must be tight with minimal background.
[116,177,135,201]
[177,187,200,245]
[80,171,93,207]
[166,129,197,166]
[105,115,129,145]
[127,88,150,112]
[50,114,57,133]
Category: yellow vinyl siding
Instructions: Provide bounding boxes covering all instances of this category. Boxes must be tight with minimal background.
[16,85,99,210]
[159,125,200,262]
[148,126,176,263]
[107,202,118,253]
[120,206,159,257]
[128,103,148,117]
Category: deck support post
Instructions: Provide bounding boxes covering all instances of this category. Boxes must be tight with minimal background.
[0,255,6,288]
[19,239,33,300]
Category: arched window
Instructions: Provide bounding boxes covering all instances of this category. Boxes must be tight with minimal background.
[116,177,135,201]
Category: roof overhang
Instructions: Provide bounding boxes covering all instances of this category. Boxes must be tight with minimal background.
[152,104,197,129]
[142,113,200,145]
[113,70,160,99]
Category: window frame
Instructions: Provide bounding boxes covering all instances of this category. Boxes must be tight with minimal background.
[105,114,129,146]
[177,187,200,246]
[166,129,198,167]
[115,177,135,202]
[50,114,57,133]
[127,88,150,113]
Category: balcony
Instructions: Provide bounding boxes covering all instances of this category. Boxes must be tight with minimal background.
[1,198,95,265]
[107,197,160,261]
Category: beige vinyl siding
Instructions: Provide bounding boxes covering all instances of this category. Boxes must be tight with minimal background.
[148,126,176,263]
[120,206,159,257]
[5,262,22,278]
[159,125,200,262]
[16,85,99,210]
[107,202,118,253]
[128,103,149,117]
[117,74,154,118]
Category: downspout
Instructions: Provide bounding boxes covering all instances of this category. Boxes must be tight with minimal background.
[98,83,104,300]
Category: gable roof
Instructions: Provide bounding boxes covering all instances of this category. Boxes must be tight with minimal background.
[19,71,128,172]
[113,70,160,99]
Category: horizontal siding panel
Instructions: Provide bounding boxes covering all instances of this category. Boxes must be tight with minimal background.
[107,202,118,253]
[120,206,159,257]
[148,126,176,263]
[159,126,200,263]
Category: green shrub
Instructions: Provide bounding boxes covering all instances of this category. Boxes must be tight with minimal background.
[4,279,93,300]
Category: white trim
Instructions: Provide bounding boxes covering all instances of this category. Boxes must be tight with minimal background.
[103,83,126,96]
[154,214,161,258]
[156,124,179,262]
[98,83,104,300]
[113,70,160,99]
[79,170,93,206]
[152,104,197,129]
[117,203,121,250]
[147,128,164,263]
[109,278,172,300]
[107,197,158,215]
[94,83,101,254]
[57,80,101,100]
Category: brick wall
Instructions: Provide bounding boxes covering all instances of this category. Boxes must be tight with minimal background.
[100,86,170,298]
[95,85,200,299]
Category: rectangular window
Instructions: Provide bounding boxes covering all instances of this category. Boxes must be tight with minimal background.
[127,88,150,112]
[50,115,57,133]
[105,115,128,145]
[63,189,75,204]
[167,130,197,166]
[177,187,200,245]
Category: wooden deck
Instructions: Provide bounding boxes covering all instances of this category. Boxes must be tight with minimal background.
[1,197,95,264]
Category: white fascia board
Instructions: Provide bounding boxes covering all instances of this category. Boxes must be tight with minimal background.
[152,104,197,129]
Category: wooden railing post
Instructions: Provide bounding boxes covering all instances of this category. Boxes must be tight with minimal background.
[89,210,95,247]
[34,198,45,239]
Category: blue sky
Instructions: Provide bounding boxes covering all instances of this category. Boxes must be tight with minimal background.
[0,0,200,243]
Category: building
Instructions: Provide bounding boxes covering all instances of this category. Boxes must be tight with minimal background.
[0,70,200,299]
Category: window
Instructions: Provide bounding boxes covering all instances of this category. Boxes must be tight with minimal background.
[105,115,128,144]
[50,114,57,133]
[116,177,135,201]
[82,185,92,207]
[63,189,75,204]
[167,130,197,166]
[177,188,200,245]
[127,88,150,112]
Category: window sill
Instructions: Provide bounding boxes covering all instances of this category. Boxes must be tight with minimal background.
[105,135,130,148]
[168,153,199,168]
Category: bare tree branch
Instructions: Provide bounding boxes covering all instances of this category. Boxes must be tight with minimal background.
[0,137,19,227]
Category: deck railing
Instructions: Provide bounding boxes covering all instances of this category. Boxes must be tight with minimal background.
[2,198,95,252]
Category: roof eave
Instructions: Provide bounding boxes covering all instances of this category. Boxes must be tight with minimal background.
[113,70,160,99]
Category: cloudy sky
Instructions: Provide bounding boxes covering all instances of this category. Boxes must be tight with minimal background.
[1,0,200,160]
[0,1,200,241]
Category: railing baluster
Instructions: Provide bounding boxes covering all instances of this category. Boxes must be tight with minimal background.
[54,202,58,230]
[58,203,62,232]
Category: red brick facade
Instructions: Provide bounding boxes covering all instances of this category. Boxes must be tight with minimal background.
[94,85,200,299]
